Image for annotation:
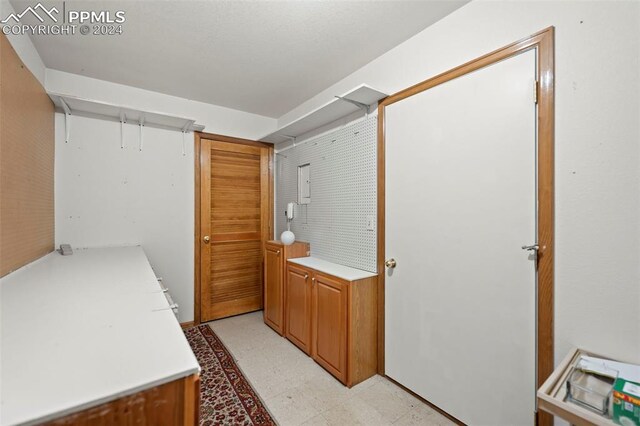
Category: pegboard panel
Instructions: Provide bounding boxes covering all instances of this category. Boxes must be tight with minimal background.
[275,115,377,273]
[1,34,55,277]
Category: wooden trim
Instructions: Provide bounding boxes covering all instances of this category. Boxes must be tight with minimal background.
[194,132,202,326]
[376,100,386,374]
[199,138,213,322]
[180,321,195,329]
[381,27,554,106]
[193,132,274,326]
[536,30,556,426]
[377,27,555,426]
[260,144,272,284]
[268,148,275,240]
[195,131,273,148]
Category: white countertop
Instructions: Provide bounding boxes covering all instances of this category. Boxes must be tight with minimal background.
[0,246,200,426]
[287,257,377,281]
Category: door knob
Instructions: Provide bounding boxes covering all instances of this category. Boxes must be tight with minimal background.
[203,236,210,243]
[385,258,397,269]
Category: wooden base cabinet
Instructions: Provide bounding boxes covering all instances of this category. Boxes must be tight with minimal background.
[264,241,310,335]
[284,263,313,354]
[42,374,200,425]
[312,272,348,383]
[285,263,378,387]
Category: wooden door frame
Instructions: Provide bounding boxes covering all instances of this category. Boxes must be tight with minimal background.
[194,131,274,326]
[376,27,555,425]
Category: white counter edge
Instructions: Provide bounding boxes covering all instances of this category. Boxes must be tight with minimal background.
[287,257,377,281]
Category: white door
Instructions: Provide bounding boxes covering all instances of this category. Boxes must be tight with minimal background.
[385,50,537,426]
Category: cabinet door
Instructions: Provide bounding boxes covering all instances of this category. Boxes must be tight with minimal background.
[285,264,312,354]
[312,273,348,383]
[264,245,283,334]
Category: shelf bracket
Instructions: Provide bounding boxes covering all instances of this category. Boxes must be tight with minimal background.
[282,134,297,147]
[334,95,370,114]
[138,116,145,152]
[60,98,72,143]
[119,112,127,149]
[181,121,194,157]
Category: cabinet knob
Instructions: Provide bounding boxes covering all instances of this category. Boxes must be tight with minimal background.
[276,250,281,255]
[203,235,210,243]
[304,274,309,280]
[312,277,316,285]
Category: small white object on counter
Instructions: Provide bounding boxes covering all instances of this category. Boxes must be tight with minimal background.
[280,230,296,245]
[0,246,200,426]
[288,256,377,281]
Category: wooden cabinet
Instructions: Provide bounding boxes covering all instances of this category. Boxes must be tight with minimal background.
[263,241,309,335]
[312,272,348,382]
[42,374,199,425]
[285,263,313,354]
[285,261,378,387]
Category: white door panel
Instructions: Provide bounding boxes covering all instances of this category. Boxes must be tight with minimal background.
[385,50,537,426]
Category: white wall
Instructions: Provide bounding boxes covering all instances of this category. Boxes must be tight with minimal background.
[0,0,46,85]
[49,67,277,324]
[279,0,640,367]
[49,70,277,324]
[54,114,195,321]
[46,69,276,140]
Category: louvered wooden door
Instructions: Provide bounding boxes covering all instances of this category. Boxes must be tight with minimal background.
[200,139,271,321]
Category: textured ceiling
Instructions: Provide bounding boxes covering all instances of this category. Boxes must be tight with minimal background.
[12,0,468,117]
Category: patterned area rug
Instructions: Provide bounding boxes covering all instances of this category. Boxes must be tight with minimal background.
[185,325,276,426]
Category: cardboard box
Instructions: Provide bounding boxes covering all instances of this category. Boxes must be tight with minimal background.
[613,378,640,426]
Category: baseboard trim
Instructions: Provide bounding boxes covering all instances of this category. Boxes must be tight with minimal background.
[180,321,195,329]
[384,375,465,425]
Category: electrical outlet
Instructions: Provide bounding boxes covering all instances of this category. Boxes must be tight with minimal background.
[366,216,375,231]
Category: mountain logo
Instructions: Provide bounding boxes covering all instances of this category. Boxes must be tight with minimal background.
[1,3,59,24]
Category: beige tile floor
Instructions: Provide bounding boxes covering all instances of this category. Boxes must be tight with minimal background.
[207,311,454,426]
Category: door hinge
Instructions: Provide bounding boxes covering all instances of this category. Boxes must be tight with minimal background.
[533,80,539,104]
